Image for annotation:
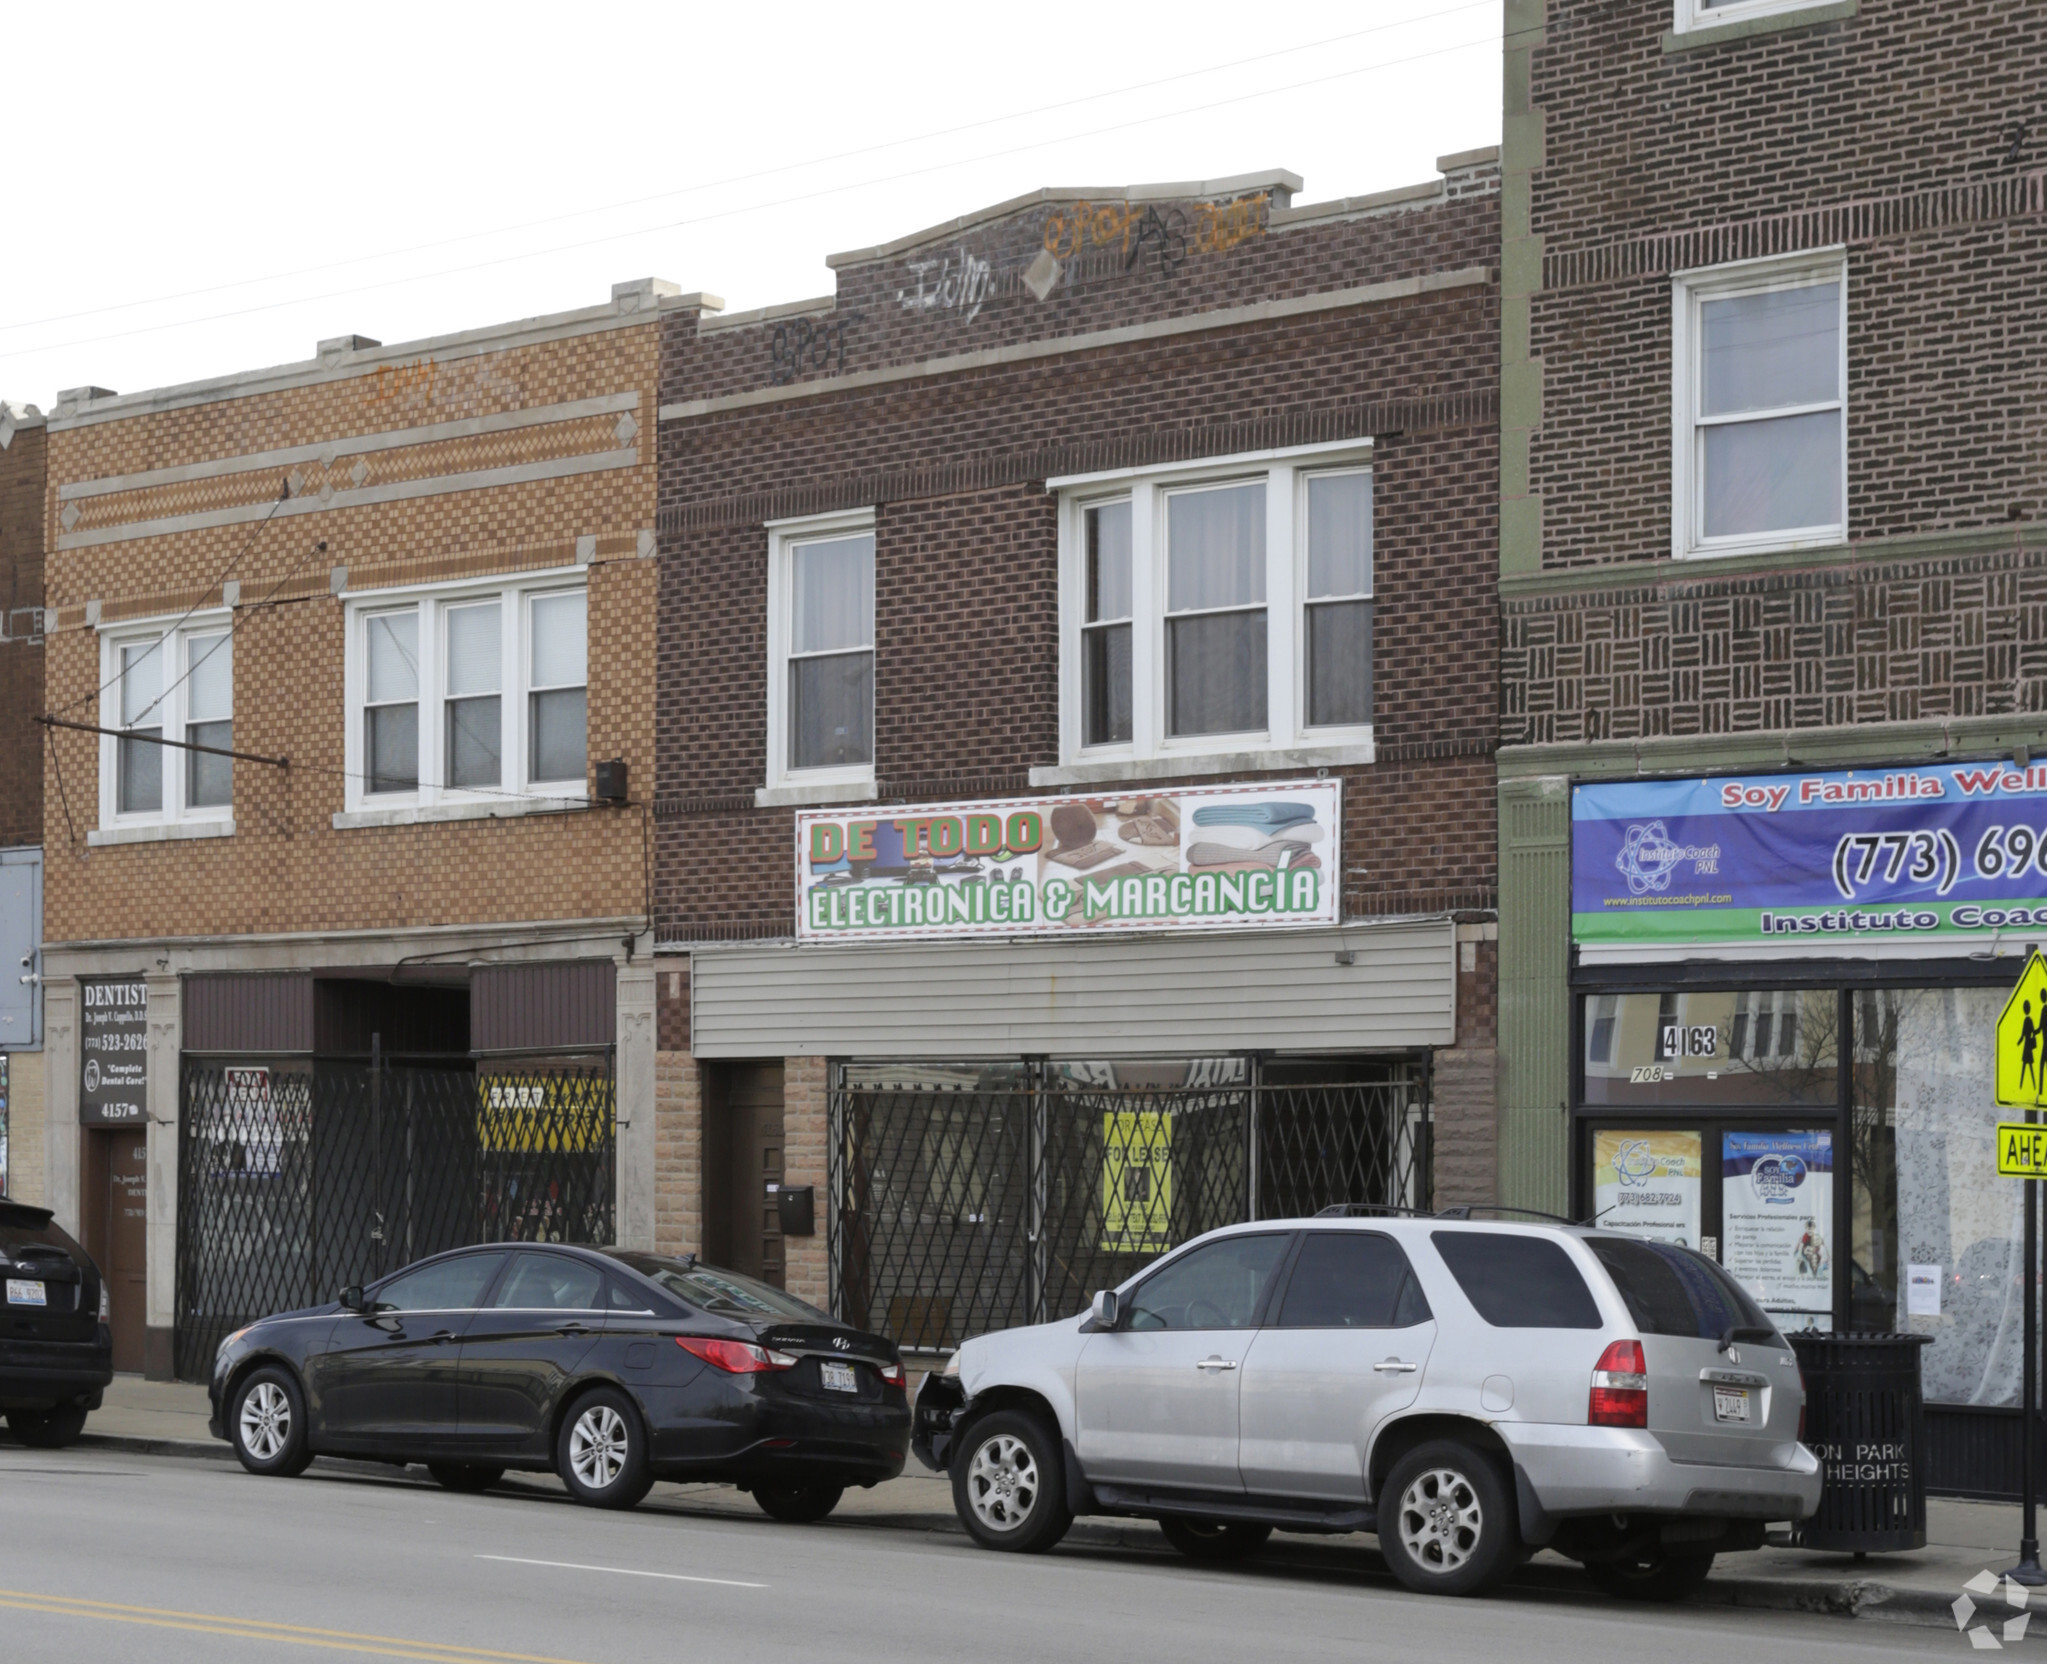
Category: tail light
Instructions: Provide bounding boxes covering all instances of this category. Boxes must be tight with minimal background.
[1797,1365,1807,1441]
[1589,1339,1648,1428]
[879,1362,905,1388]
[676,1336,796,1374]
[97,1282,110,1323]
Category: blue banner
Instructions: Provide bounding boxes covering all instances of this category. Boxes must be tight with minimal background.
[1574,763,2047,945]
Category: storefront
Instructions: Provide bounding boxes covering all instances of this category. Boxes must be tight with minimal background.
[1571,764,2047,1498]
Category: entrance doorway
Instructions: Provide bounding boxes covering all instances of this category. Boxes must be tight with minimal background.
[84,1129,148,1372]
[702,1064,786,1288]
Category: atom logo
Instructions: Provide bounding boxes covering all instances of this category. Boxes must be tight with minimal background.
[1613,1138,1661,1186]
[1955,1570,2031,1648]
[1614,821,1688,896]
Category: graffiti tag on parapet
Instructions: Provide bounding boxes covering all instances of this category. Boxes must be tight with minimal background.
[896,247,993,324]
[1042,193,1268,275]
[367,357,438,404]
[770,314,858,385]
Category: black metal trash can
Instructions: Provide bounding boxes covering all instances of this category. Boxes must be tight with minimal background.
[1787,1331,1932,1552]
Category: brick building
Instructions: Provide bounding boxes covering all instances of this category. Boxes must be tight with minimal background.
[0,399,48,1205]
[36,282,678,1376]
[1496,0,2047,1493]
[651,157,1502,1346]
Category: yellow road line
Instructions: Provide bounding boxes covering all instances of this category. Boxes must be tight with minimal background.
[0,1590,600,1664]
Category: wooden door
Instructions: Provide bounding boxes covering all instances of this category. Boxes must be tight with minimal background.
[104,1132,148,1372]
[723,1066,786,1288]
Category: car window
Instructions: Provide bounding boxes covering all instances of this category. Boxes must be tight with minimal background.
[607,1276,653,1311]
[1587,1236,1780,1342]
[1275,1232,1429,1328]
[626,1256,833,1322]
[1127,1234,1291,1331]
[1430,1231,1602,1329]
[373,1253,505,1313]
[490,1252,605,1311]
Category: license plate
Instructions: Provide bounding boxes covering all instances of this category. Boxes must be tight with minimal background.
[1713,1386,1751,1423]
[6,1279,46,1307]
[819,1360,858,1393]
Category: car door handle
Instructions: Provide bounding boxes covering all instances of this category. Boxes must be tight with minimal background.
[431,1330,457,1345]
[1193,1357,1238,1371]
[556,1322,592,1336]
[1373,1359,1419,1374]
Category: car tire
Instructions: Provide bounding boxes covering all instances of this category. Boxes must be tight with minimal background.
[1158,1517,1273,1563]
[952,1408,1072,1554]
[1377,1439,1521,1597]
[753,1484,844,1523]
[6,1404,89,1450]
[556,1387,654,1510]
[427,1463,506,1494]
[1583,1549,1717,1603]
[230,1367,314,1477]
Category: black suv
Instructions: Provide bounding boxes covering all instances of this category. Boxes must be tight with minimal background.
[0,1200,112,1447]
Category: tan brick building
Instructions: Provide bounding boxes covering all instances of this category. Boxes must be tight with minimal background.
[37,281,687,1376]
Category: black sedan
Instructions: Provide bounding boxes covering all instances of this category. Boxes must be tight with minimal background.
[208,1243,909,1518]
[1,1200,112,1448]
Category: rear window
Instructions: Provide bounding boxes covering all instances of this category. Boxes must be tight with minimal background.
[626,1256,832,1323]
[1586,1236,1779,1342]
[0,1206,75,1256]
[1430,1230,1603,1329]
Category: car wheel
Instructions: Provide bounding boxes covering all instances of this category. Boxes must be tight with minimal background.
[1378,1440,1521,1597]
[556,1387,653,1510]
[1158,1517,1273,1563]
[6,1404,89,1449]
[1584,1549,1717,1603]
[427,1463,506,1494]
[753,1484,844,1523]
[231,1367,314,1477]
[952,1409,1072,1554]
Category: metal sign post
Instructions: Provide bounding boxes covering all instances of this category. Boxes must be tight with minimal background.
[1993,951,2047,1586]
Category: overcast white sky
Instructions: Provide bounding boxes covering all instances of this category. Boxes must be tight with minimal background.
[0,2,1502,412]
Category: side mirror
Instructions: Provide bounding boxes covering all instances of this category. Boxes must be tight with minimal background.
[338,1285,367,1313]
[1088,1289,1120,1330]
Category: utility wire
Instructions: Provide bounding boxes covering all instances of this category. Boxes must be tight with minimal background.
[0,1,1501,342]
[3,23,1510,364]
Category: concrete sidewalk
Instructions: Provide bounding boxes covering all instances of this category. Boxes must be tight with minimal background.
[11,1374,2027,1637]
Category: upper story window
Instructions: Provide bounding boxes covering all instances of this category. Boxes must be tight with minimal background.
[1672,0,1840,30]
[1050,443,1373,782]
[100,617,234,832]
[345,575,587,813]
[1673,252,1845,560]
[764,510,876,799]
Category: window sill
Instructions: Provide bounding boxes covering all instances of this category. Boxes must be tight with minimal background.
[333,796,590,830]
[87,818,235,848]
[1031,741,1374,788]
[1677,528,1847,562]
[1663,0,1856,52]
[755,777,878,809]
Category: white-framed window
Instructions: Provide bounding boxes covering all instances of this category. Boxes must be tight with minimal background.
[1050,442,1373,779]
[98,615,234,831]
[1673,250,1846,560]
[764,509,876,798]
[1672,0,1840,32]
[343,572,587,812]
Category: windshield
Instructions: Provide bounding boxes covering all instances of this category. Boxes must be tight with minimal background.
[624,1256,832,1323]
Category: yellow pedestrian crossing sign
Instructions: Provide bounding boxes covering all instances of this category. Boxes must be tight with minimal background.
[1997,951,2047,1108]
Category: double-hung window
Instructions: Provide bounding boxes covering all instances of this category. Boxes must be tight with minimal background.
[1674,252,1846,558]
[1671,0,1842,33]
[98,616,235,837]
[1048,444,1374,783]
[764,510,876,801]
[344,575,587,816]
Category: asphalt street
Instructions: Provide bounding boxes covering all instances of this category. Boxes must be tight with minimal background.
[1,1445,1951,1663]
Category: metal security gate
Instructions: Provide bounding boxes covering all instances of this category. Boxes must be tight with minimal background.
[828,1056,1427,1350]
[174,1056,614,1379]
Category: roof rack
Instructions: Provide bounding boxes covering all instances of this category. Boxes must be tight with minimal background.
[1312,1202,1433,1219]
[1434,1204,1582,1227]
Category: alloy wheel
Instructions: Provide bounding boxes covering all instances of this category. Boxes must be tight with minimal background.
[1397,1466,1483,1574]
[964,1431,1039,1532]
[239,1381,291,1461]
[570,1404,628,1489]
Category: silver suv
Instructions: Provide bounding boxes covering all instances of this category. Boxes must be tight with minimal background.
[913,1212,1822,1600]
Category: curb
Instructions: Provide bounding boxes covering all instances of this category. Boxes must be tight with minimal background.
[33,1432,1996,1633]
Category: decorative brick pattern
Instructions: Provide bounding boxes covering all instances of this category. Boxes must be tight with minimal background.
[654,1047,702,1257]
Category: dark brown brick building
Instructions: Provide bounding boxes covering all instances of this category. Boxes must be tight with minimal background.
[1496,0,2047,1495]
[652,156,1503,1345]
[0,399,47,1202]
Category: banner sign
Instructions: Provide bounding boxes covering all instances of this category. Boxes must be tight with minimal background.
[1574,764,2047,947]
[1722,1129,1834,1331]
[1591,1129,1702,1249]
[795,780,1340,942]
[80,977,148,1126]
